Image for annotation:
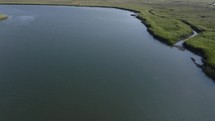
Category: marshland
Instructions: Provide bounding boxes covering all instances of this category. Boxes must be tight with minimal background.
[0,0,215,121]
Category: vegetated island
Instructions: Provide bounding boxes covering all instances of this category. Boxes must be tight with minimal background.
[0,0,214,80]
[0,13,7,20]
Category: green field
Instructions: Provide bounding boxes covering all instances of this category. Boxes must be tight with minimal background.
[0,0,215,79]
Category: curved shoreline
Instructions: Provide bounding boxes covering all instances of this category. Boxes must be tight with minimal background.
[0,3,214,81]
[184,42,215,80]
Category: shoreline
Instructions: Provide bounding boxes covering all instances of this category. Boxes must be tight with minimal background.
[0,2,141,13]
[184,42,215,80]
[0,3,214,81]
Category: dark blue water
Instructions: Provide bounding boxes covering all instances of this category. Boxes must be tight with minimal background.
[0,5,215,121]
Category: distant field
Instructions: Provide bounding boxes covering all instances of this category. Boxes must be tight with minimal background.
[0,0,215,79]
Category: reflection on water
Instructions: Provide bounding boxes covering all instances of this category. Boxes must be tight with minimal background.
[17,15,35,23]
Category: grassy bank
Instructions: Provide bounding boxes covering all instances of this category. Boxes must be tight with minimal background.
[0,0,214,79]
[184,32,215,80]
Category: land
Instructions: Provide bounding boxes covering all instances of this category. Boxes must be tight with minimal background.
[0,13,7,20]
[0,0,214,79]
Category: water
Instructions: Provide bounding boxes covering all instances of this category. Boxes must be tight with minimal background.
[0,5,215,121]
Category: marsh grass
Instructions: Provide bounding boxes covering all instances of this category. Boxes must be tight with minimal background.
[0,13,7,20]
[185,32,215,69]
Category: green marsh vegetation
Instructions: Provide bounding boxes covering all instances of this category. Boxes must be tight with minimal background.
[0,13,7,20]
[0,0,215,79]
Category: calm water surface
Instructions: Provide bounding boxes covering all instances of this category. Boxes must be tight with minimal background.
[0,5,215,121]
